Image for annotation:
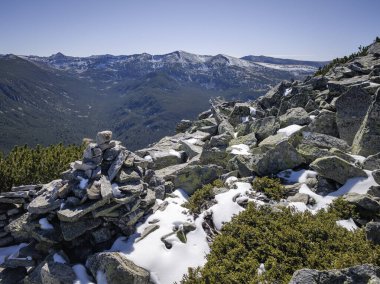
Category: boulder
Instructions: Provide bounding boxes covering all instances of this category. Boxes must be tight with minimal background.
[366,222,380,245]
[249,116,280,141]
[344,193,380,214]
[179,140,203,159]
[302,132,350,152]
[232,134,305,176]
[373,170,380,185]
[307,110,339,137]
[309,176,338,196]
[229,132,257,148]
[0,267,27,284]
[148,149,186,170]
[228,103,251,127]
[352,89,380,156]
[296,143,331,164]
[289,264,380,284]
[278,107,311,127]
[363,152,380,170]
[175,119,192,133]
[335,87,372,145]
[86,252,150,284]
[173,164,224,195]
[40,262,77,284]
[310,156,366,184]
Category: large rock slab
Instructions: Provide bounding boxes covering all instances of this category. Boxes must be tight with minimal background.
[173,164,224,195]
[289,264,380,284]
[302,132,350,152]
[27,180,63,214]
[363,152,380,170]
[40,262,77,284]
[57,196,111,222]
[86,252,150,284]
[366,221,380,245]
[249,116,280,142]
[310,156,366,184]
[307,109,339,137]
[108,150,127,181]
[60,217,102,241]
[352,89,380,156]
[335,87,372,145]
[278,107,311,127]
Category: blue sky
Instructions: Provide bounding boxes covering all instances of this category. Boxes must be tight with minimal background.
[0,0,379,60]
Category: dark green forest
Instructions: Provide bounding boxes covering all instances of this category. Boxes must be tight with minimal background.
[0,143,84,192]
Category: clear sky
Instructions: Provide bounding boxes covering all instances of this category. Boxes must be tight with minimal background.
[0,0,379,61]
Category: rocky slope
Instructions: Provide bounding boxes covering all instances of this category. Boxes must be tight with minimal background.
[0,51,325,153]
[0,42,379,283]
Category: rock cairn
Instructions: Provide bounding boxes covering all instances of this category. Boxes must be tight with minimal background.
[0,131,167,283]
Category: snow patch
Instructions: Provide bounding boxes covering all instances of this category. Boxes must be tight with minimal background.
[277,124,303,136]
[169,149,182,158]
[336,219,358,231]
[78,177,88,190]
[53,253,66,264]
[0,243,28,264]
[96,270,108,284]
[284,88,292,96]
[278,169,317,183]
[73,264,95,284]
[230,144,251,155]
[39,218,54,230]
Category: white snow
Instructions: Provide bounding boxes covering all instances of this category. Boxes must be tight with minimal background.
[257,263,266,276]
[111,183,123,198]
[350,154,366,164]
[225,176,238,188]
[73,264,95,284]
[230,144,251,155]
[144,155,153,162]
[249,107,257,116]
[210,182,252,230]
[169,149,182,158]
[39,218,54,230]
[284,88,292,96]
[96,270,108,284]
[111,182,255,284]
[277,124,303,136]
[286,170,377,213]
[111,190,210,284]
[278,169,317,183]
[309,115,316,120]
[78,177,89,190]
[254,62,317,72]
[336,218,358,231]
[53,253,66,264]
[0,243,28,264]
[185,138,198,145]
[241,116,250,123]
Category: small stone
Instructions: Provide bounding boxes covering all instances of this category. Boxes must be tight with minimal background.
[91,227,112,244]
[136,224,160,242]
[86,252,150,284]
[96,130,113,145]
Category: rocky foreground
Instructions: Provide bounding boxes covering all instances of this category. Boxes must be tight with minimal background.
[0,41,380,283]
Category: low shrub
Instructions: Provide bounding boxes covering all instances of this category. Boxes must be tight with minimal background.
[0,143,85,192]
[252,176,285,201]
[183,179,224,214]
[181,203,380,283]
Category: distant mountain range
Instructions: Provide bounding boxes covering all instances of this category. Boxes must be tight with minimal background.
[0,51,327,152]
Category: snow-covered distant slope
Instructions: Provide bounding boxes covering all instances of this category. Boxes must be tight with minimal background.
[25,51,325,87]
